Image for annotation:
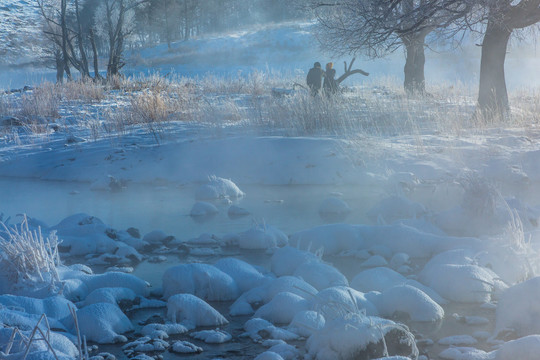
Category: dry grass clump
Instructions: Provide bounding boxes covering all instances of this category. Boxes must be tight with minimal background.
[60,80,106,102]
[19,83,60,121]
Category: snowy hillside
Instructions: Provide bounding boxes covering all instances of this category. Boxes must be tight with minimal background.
[0,0,43,66]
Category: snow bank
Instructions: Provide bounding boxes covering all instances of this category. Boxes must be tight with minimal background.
[167,293,228,329]
[65,302,133,343]
[162,263,239,300]
[374,285,444,322]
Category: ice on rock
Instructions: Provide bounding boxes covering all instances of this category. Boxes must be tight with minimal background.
[230,276,316,316]
[367,195,426,224]
[190,201,219,217]
[190,329,232,343]
[390,253,410,269]
[167,293,228,329]
[162,263,239,300]
[270,246,320,277]
[254,291,310,324]
[79,272,150,298]
[187,233,219,245]
[82,287,137,307]
[195,176,245,200]
[65,302,133,343]
[0,308,67,331]
[495,277,540,337]
[312,286,379,318]
[228,205,250,217]
[293,261,348,290]
[265,343,300,360]
[122,337,170,354]
[214,257,268,293]
[374,285,444,322]
[0,295,75,320]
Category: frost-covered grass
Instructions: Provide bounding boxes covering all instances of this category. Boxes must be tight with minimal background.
[2,73,540,145]
[0,216,61,290]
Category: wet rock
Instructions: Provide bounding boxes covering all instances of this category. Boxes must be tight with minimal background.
[127,227,141,239]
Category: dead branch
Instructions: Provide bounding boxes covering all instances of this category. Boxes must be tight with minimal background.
[336,58,369,85]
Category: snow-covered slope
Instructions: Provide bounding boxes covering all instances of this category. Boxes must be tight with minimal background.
[0,0,43,66]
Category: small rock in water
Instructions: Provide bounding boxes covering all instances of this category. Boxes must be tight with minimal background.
[171,341,203,354]
[438,335,478,346]
[106,266,134,273]
[148,256,167,263]
[127,227,141,239]
[190,329,232,344]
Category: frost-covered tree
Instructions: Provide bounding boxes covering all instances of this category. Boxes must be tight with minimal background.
[307,0,470,94]
[93,0,148,77]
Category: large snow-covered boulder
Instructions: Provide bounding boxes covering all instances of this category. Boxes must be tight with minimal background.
[82,287,138,307]
[318,197,351,222]
[214,257,268,293]
[366,195,426,224]
[351,267,407,293]
[230,276,316,316]
[288,310,326,337]
[311,286,378,319]
[420,263,506,303]
[235,224,288,250]
[254,291,310,324]
[190,201,219,217]
[167,293,228,329]
[0,327,78,359]
[495,335,540,360]
[373,285,444,322]
[495,277,540,337]
[305,313,418,360]
[270,246,320,277]
[65,302,133,343]
[162,263,239,300]
[293,261,348,291]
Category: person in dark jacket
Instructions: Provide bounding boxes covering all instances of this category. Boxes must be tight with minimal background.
[323,62,337,96]
[306,62,325,96]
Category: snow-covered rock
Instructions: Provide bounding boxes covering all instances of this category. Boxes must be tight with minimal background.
[171,340,203,354]
[293,261,348,290]
[495,335,540,360]
[288,310,325,337]
[162,263,239,300]
[190,329,232,343]
[190,201,219,217]
[243,318,299,342]
[82,287,137,308]
[65,302,133,343]
[167,293,228,329]
[374,285,444,322]
[312,286,379,318]
[254,291,310,324]
[367,195,426,224]
[214,257,268,293]
[0,295,74,320]
[318,197,351,222]
[270,246,320,277]
[195,176,245,200]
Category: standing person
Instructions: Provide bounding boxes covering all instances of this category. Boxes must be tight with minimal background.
[306,62,325,96]
[323,62,337,96]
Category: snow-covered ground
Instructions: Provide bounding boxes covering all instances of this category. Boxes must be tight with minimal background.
[3,21,540,360]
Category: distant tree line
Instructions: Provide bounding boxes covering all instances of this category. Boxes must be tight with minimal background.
[35,0,303,82]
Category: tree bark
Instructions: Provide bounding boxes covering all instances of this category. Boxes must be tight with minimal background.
[477,20,512,119]
[402,32,427,95]
[55,50,64,84]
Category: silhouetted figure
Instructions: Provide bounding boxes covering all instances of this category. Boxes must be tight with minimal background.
[306,62,325,96]
[323,62,338,96]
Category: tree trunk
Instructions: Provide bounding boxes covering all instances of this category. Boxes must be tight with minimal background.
[477,20,512,120]
[55,50,64,84]
[89,28,102,81]
[402,32,426,95]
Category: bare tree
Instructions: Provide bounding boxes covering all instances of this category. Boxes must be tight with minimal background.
[94,0,148,78]
[470,1,540,118]
[307,0,470,95]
